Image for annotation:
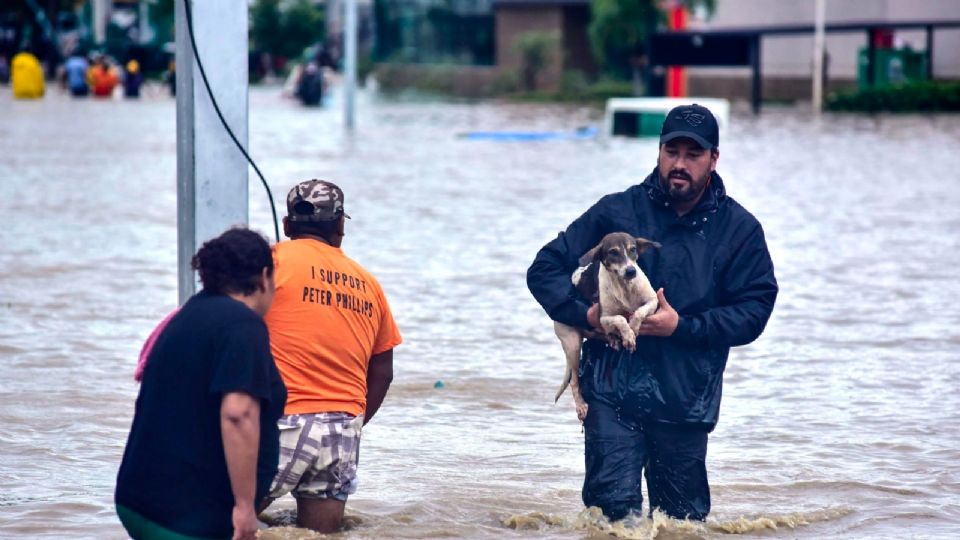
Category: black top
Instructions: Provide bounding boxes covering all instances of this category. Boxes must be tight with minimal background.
[527,169,778,429]
[116,291,287,538]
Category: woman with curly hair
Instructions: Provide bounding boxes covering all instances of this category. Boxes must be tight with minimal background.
[116,227,287,540]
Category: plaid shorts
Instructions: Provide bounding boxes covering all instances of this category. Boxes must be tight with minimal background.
[267,412,363,502]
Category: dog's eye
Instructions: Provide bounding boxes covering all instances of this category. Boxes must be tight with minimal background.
[629,247,638,255]
[608,249,619,257]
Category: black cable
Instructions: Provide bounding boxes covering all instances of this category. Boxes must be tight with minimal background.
[182,0,280,243]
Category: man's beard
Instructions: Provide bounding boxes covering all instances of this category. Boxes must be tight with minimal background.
[660,169,711,203]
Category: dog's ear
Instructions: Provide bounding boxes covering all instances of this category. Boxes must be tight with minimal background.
[578,241,604,267]
[635,237,661,254]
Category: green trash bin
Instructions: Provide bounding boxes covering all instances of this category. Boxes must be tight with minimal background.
[858,47,929,89]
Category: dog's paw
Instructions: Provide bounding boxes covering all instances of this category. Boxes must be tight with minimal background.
[622,331,637,352]
[606,333,621,350]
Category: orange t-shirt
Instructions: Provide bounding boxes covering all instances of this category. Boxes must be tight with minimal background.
[89,66,119,97]
[265,239,402,416]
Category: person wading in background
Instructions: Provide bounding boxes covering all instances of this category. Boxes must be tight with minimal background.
[89,55,119,97]
[527,104,777,522]
[116,228,287,540]
[259,179,402,533]
[64,50,89,97]
[123,59,143,98]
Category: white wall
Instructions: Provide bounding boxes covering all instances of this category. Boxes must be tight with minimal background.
[686,0,960,79]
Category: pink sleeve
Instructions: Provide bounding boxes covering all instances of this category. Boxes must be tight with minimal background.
[134,308,180,382]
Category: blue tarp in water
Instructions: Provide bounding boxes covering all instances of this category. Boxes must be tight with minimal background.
[459,126,598,141]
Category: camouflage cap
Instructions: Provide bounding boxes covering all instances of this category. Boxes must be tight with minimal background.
[286,179,351,222]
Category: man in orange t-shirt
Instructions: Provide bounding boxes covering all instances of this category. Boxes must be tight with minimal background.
[261,179,402,533]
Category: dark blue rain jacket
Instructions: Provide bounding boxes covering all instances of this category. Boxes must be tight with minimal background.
[527,168,777,431]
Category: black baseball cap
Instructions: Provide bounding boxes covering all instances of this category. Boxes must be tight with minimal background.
[659,104,719,150]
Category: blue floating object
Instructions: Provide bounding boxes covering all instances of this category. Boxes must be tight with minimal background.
[458,126,598,142]
[433,380,445,389]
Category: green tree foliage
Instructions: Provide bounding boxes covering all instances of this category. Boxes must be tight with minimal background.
[588,0,715,78]
[249,0,324,60]
[281,0,325,59]
[147,0,175,44]
[514,31,558,91]
[150,0,324,59]
[250,0,283,55]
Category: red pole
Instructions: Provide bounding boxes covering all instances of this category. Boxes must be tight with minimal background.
[666,6,688,97]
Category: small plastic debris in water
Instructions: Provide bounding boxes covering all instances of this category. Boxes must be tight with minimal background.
[433,380,445,389]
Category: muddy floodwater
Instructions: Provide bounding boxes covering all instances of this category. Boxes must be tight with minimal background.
[1,85,959,539]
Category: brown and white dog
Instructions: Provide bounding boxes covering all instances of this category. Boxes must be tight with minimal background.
[554,232,661,421]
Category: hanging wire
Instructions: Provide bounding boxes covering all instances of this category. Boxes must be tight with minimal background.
[181,0,280,242]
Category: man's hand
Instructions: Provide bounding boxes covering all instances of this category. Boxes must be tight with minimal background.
[231,502,259,540]
[634,289,679,337]
[586,303,601,330]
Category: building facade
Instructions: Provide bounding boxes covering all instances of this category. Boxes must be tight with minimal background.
[684,0,960,100]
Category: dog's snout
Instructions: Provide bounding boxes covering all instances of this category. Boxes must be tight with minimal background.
[624,266,637,280]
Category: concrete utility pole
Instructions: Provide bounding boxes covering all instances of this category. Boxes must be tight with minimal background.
[812,0,827,113]
[344,0,358,131]
[92,0,109,44]
[139,1,150,44]
[175,0,250,304]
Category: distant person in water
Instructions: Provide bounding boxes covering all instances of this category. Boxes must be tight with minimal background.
[11,51,44,99]
[164,58,176,97]
[116,227,287,540]
[89,55,119,97]
[64,51,89,97]
[123,59,143,98]
[297,61,323,106]
[0,56,9,84]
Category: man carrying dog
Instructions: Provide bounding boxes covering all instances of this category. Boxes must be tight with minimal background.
[527,104,777,522]
[261,180,402,532]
